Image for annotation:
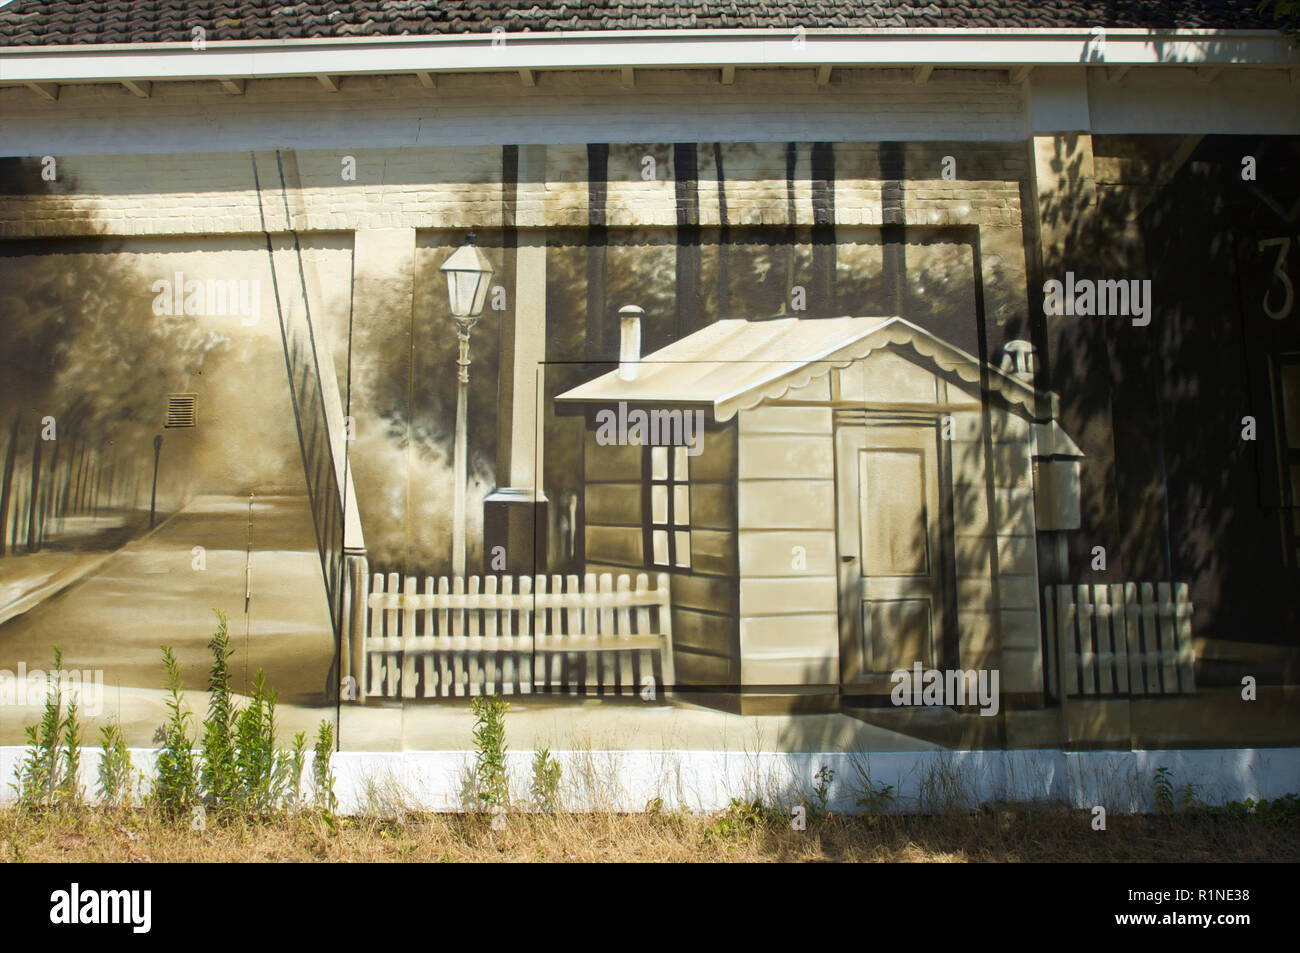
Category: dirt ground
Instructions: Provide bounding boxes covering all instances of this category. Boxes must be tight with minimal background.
[2,805,1296,863]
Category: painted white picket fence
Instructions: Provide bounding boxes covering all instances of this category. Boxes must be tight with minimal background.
[361,571,674,700]
[1043,582,1195,697]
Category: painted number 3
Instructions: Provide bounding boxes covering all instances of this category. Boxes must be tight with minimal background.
[1259,237,1295,321]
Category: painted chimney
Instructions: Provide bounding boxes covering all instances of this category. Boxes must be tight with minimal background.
[1001,340,1035,382]
[618,305,644,381]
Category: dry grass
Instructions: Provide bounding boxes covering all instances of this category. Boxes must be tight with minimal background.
[2,804,1296,863]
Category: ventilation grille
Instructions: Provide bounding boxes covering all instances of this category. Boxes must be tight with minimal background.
[164,393,197,428]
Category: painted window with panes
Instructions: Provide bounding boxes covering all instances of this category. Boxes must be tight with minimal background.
[646,444,691,569]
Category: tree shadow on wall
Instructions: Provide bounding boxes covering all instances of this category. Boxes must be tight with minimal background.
[1035,132,1300,678]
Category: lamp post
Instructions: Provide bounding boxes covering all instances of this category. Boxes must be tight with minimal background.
[149,434,163,529]
[439,236,495,579]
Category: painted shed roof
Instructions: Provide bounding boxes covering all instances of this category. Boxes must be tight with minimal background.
[556,315,1049,422]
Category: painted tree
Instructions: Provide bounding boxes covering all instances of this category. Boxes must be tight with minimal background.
[0,158,228,552]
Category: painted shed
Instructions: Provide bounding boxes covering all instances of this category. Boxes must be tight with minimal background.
[558,315,1082,713]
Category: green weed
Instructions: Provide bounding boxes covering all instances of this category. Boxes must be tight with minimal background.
[470,694,509,810]
[97,721,135,810]
[12,647,74,811]
[152,645,199,816]
[530,746,562,813]
[313,720,338,818]
[702,797,782,847]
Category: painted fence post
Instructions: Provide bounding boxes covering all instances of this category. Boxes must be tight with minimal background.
[1174,582,1196,693]
[453,576,466,697]
[365,572,380,697]
[467,575,483,696]
[563,573,579,693]
[422,575,436,696]
[635,573,654,695]
[583,572,599,696]
[1157,582,1178,693]
[1094,583,1115,693]
[436,576,451,697]
[1107,581,1128,695]
[1077,583,1095,695]
[598,572,615,691]
[500,575,515,695]
[402,575,418,699]
[657,572,675,695]
[1124,582,1141,697]
[343,552,369,704]
[616,574,634,694]
[1057,585,1077,697]
[519,574,534,693]
[1140,582,1159,694]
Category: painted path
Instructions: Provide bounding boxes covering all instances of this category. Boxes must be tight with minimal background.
[0,492,335,734]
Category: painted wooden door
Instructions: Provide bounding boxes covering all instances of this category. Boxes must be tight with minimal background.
[837,421,945,686]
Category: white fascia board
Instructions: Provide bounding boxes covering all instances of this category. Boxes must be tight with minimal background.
[0,28,1296,85]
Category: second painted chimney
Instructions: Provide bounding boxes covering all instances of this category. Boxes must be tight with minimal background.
[618,305,644,381]
[1000,340,1036,382]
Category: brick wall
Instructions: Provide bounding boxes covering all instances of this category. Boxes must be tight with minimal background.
[0,141,1032,238]
[0,65,1035,238]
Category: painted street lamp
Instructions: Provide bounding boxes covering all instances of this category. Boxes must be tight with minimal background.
[149,434,163,529]
[439,235,495,578]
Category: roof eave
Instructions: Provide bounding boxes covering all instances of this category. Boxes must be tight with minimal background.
[2,27,1296,86]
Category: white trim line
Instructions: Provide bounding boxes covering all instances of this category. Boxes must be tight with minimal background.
[2,746,1297,814]
[1,28,1296,86]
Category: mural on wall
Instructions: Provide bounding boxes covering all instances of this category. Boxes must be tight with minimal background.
[0,137,1297,756]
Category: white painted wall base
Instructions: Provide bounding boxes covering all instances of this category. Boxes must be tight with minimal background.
[2,746,1297,816]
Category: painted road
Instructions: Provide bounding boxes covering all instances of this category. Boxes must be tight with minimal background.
[0,493,334,709]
